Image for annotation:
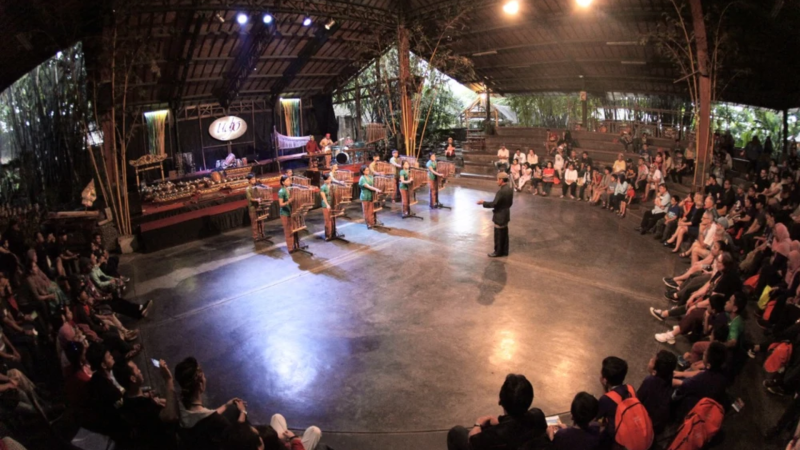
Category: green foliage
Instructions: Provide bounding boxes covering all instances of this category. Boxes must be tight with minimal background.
[712,103,800,147]
[0,44,93,209]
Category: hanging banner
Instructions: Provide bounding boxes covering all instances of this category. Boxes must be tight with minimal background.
[209,116,247,141]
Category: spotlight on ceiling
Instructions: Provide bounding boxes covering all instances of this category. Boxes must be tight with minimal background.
[236,13,248,25]
[214,13,225,23]
[503,1,520,14]
[324,18,336,30]
[577,0,592,7]
[263,13,273,24]
[303,16,312,26]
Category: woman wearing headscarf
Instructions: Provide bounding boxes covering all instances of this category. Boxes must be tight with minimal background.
[752,224,792,302]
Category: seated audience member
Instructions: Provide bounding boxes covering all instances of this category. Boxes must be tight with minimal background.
[608,175,628,215]
[23,259,70,318]
[175,356,247,450]
[73,286,141,360]
[510,159,521,190]
[578,163,595,201]
[531,164,542,195]
[597,356,652,448]
[653,194,682,241]
[635,184,670,235]
[637,351,677,435]
[590,167,612,206]
[612,153,626,175]
[81,255,123,295]
[561,163,578,199]
[33,231,55,278]
[664,193,705,253]
[225,422,264,450]
[78,259,151,320]
[259,413,322,450]
[542,162,555,197]
[653,253,741,341]
[662,240,727,291]
[54,230,79,276]
[518,163,532,193]
[447,373,546,450]
[672,342,729,419]
[86,343,130,440]
[643,163,662,202]
[547,392,600,450]
[113,358,179,449]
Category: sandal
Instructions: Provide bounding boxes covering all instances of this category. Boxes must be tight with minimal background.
[679,251,690,258]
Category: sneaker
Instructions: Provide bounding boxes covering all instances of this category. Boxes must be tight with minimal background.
[747,349,757,359]
[662,277,678,289]
[664,291,677,301]
[765,381,786,396]
[655,332,676,345]
[649,307,666,322]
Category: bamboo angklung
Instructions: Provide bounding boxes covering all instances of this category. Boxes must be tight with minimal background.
[372,175,396,216]
[409,167,428,206]
[253,186,274,222]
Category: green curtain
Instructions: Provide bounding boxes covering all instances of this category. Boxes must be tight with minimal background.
[144,110,169,155]
[281,99,302,137]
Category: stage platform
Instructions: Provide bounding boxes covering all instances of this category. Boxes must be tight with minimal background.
[116,180,784,450]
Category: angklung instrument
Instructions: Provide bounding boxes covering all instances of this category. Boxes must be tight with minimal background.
[372,161,394,176]
[288,184,315,254]
[400,156,419,168]
[433,160,455,210]
[331,170,353,216]
[290,175,311,188]
[402,167,427,220]
[253,185,274,241]
[371,174,396,227]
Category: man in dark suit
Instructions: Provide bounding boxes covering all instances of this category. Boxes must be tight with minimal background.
[478,172,514,257]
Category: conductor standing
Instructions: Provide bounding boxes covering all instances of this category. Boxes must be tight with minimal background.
[477,172,513,257]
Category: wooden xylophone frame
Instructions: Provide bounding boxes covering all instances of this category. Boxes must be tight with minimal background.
[332,169,354,218]
[400,156,419,168]
[402,167,427,220]
[289,185,315,254]
[371,175,395,227]
[252,185,274,242]
[373,161,394,175]
[291,175,311,187]
[436,161,456,190]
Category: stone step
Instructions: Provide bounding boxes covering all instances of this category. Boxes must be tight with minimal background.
[459,172,497,180]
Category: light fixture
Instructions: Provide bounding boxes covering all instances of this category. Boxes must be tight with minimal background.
[236,13,248,25]
[503,1,520,15]
[577,0,592,7]
[303,16,312,26]
[214,13,225,23]
[263,13,273,24]
[324,18,336,30]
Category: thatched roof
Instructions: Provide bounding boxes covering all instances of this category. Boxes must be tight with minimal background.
[1,0,798,110]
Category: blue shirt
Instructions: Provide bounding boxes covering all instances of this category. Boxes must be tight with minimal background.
[426,160,437,181]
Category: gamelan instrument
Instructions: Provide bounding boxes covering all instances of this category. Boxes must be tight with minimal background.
[288,185,315,254]
[253,186,274,222]
[373,161,394,175]
[409,168,428,206]
[335,152,350,165]
[371,175,396,227]
[400,156,419,168]
[290,175,311,188]
[436,161,456,190]
[331,172,353,217]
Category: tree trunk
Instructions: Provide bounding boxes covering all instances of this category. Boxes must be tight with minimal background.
[690,0,712,191]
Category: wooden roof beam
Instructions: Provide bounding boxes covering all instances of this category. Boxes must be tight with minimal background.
[128,0,395,27]
[215,18,277,107]
[268,22,343,102]
[458,9,667,37]
[456,37,645,57]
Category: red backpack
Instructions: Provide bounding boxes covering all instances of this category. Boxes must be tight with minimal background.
[667,398,725,450]
[606,385,654,450]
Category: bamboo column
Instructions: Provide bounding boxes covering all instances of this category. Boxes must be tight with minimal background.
[690,0,712,191]
[398,25,412,156]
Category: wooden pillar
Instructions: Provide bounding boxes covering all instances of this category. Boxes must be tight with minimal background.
[581,92,588,130]
[398,25,412,156]
[354,77,362,142]
[485,90,491,133]
[783,108,789,155]
[690,0,712,191]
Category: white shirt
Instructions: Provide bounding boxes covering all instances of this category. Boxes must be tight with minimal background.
[528,153,538,166]
[554,154,564,171]
[497,148,509,160]
[649,168,663,185]
[514,152,526,164]
[564,169,578,183]
[653,192,671,214]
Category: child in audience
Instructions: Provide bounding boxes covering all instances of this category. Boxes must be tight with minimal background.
[637,351,677,435]
[542,162,555,196]
[547,392,600,450]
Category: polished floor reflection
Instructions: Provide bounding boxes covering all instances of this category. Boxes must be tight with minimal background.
[123,181,780,448]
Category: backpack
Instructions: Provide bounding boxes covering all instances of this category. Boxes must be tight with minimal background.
[667,398,725,450]
[606,385,654,450]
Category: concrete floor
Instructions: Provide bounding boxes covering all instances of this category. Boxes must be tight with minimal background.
[116,181,784,449]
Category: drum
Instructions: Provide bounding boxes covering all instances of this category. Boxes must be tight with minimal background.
[336,152,350,164]
[210,171,223,183]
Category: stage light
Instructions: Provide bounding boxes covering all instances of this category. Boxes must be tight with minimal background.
[577,0,592,7]
[302,16,312,26]
[503,1,520,14]
[324,18,336,30]
[236,13,248,25]
[263,13,273,24]
[214,13,225,23]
